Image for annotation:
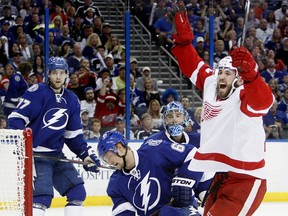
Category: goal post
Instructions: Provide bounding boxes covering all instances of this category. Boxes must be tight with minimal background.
[0,128,33,216]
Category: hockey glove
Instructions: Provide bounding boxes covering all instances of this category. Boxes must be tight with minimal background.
[171,176,195,207]
[166,2,193,45]
[80,146,101,173]
[230,46,259,83]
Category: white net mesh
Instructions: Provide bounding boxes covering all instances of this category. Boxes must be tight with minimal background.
[0,129,26,216]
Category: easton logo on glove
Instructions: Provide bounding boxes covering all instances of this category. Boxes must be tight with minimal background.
[172,177,195,188]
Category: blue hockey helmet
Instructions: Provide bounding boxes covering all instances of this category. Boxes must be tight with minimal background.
[47,56,69,72]
[97,130,128,159]
[163,101,190,136]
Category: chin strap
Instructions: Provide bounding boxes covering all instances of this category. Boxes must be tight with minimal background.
[222,77,239,100]
[120,147,129,171]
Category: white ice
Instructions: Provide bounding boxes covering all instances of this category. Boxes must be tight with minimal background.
[44,202,288,215]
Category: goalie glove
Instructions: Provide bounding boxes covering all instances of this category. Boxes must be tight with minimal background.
[80,146,101,173]
[166,2,193,45]
[230,46,259,83]
[171,176,195,207]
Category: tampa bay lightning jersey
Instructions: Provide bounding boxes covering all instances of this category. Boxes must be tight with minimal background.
[8,83,88,157]
[107,138,204,216]
[148,130,200,148]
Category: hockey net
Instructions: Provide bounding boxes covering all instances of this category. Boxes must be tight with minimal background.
[0,128,33,216]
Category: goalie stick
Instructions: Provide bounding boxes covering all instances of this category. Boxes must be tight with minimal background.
[33,154,116,170]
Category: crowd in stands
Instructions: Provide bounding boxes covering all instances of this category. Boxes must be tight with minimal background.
[0,0,286,139]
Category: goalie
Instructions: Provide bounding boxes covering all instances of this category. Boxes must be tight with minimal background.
[8,57,101,216]
[167,2,274,216]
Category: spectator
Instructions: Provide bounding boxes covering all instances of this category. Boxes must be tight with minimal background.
[213,39,228,64]
[135,113,159,139]
[106,35,124,64]
[59,24,74,48]
[268,78,282,102]
[186,5,200,28]
[67,73,85,100]
[143,77,161,107]
[3,62,32,116]
[263,100,286,139]
[266,49,287,72]
[90,45,106,72]
[17,32,33,62]
[67,42,86,74]
[76,65,97,91]
[192,20,206,47]
[246,8,260,29]
[256,19,274,44]
[136,66,158,92]
[66,5,76,28]
[26,13,41,40]
[161,88,179,113]
[48,32,60,57]
[95,68,118,95]
[130,57,141,79]
[14,24,33,46]
[80,109,91,140]
[93,16,103,35]
[10,51,23,71]
[60,40,73,59]
[86,118,102,140]
[50,4,68,25]
[50,15,63,46]
[0,63,15,92]
[83,7,96,26]
[151,0,166,25]
[275,37,288,66]
[75,0,102,18]
[180,95,195,122]
[130,73,147,117]
[147,99,163,129]
[192,107,202,133]
[31,55,44,83]
[113,65,125,90]
[124,104,140,128]
[261,58,282,83]
[274,1,288,22]
[279,73,288,93]
[153,15,173,49]
[265,28,283,51]
[266,11,279,29]
[195,36,207,58]
[103,54,119,77]
[70,13,84,42]
[0,36,9,66]
[80,86,96,120]
[234,17,244,40]
[94,80,125,130]
[111,116,135,140]
[82,33,102,61]
[99,22,112,48]
[0,5,17,26]
[0,20,15,47]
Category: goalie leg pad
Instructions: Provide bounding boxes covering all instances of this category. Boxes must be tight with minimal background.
[64,205,83,216]
[159,205,201,216]
[33,207,46,216]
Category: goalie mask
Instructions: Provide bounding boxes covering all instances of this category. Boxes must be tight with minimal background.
[97,130,128,159]
[163,101,190,137]
[215,56,239,99]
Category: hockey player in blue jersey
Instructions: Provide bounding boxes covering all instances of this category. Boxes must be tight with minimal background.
[97,129,210,216]
[8,56,101,216]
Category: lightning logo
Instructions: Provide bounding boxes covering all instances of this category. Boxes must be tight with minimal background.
[133,172,161,214]
[42,108,68,130]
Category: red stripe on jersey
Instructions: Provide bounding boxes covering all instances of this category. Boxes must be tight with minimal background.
[194,151,265,170]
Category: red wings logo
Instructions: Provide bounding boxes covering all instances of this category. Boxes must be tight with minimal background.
[202,102,222,121]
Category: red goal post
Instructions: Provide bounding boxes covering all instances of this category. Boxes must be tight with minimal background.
[0,128,33,216]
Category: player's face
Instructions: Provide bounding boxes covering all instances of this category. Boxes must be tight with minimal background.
[216,69,236,99]
[49,69,67,90]
[103,150,123,170]
[165,110,184,126]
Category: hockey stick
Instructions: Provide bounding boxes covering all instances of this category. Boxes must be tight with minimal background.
[33,154,116,170]
[240,0,251,45]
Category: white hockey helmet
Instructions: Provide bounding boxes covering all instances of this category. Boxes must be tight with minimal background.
[216,56,238,76]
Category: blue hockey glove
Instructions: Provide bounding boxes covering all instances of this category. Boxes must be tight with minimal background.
[171,177,195,207]
[81,146,101,173]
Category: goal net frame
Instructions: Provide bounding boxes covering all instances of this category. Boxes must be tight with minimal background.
[0,128,33,216]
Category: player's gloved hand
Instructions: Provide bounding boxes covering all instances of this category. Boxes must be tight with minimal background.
[166,2,193,45]
[171,176,195,207]
[80,146,101,173]
[230,46,259,83]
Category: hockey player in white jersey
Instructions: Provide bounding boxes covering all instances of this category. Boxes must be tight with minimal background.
[168,2,274,216]
[8,57,101,216]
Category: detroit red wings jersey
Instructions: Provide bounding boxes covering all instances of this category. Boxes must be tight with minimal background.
[172,44,274,179]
